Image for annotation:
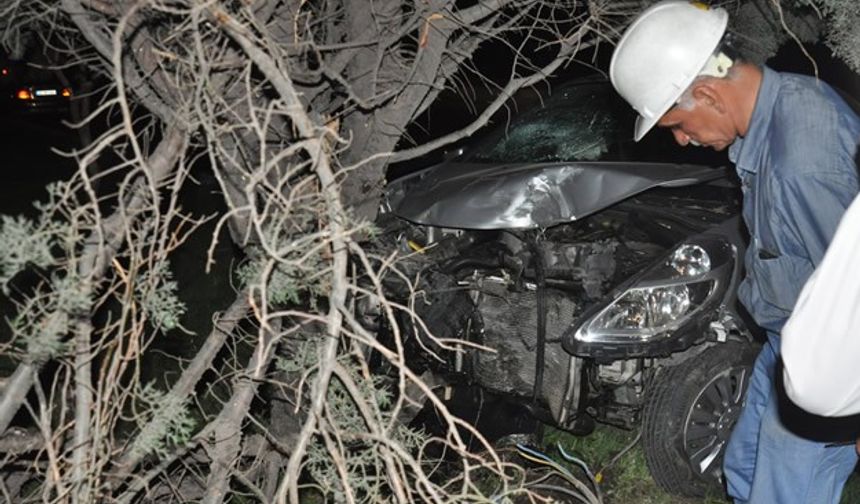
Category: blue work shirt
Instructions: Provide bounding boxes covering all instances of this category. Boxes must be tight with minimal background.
[729,66,860,333]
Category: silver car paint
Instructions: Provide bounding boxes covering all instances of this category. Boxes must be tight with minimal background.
[387,161,728,230]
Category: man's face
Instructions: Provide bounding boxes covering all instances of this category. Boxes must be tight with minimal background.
[656,94,737,151]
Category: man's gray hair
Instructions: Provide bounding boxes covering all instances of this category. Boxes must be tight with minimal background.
[676,51,736,110]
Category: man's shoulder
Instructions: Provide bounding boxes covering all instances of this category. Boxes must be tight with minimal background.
[772,73,844,119]
[771,72,859,124]
[766,72,860,176]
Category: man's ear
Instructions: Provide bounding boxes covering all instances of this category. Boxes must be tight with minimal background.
[691,82,725,114]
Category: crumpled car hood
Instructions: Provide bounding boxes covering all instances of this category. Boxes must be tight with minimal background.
[386,161,728,230]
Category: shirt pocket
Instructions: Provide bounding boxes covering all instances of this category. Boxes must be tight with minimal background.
[751,253,813,312]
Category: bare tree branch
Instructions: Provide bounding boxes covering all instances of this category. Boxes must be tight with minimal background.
[110,288,252,486]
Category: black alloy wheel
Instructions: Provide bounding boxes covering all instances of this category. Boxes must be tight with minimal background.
[684,365,748,480]
[642,341,758,497]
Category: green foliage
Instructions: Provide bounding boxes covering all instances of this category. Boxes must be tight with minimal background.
[129,382,196,460]
[10,303,69,362]
[0,182,83,293]
[278,342,428,503]
[52,274,91,315]
[9,274,91,362]
[237,246,328,306]
[275,339,319,375]
[0,215,57,291]
[136,262,187,330]
[797,0,860,72]
[0,181,91,361]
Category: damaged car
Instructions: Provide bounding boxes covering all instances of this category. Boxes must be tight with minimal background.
[360,79,759,497]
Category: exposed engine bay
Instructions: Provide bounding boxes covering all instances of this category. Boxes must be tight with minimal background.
[363,183,744,432]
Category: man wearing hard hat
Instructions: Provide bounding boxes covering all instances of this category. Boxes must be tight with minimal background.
[610,1,860,503]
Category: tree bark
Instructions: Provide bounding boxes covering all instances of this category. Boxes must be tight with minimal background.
[201,319,279,504]
[0,364,37,436]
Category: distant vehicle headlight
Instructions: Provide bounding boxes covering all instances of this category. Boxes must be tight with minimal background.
[568,237,733,346]
[61,87,72,97]
[16,88,32,100]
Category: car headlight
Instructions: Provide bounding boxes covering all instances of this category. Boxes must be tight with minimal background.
[671,244,711,276]
[569,238,733,345]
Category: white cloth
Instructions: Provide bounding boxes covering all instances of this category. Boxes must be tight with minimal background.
[782,193,860,417]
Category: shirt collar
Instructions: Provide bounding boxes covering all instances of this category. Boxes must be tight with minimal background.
[728,66,780,174]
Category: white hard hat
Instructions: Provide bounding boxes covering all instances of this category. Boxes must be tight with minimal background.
[610,1,729,141]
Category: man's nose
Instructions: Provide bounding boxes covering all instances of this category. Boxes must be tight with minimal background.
[672,129,690,146]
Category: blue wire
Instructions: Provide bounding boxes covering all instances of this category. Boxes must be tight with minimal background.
[515,443,553,463]
[515,443,575,478]
[558,442,592,471]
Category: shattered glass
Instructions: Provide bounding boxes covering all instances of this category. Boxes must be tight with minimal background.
[471,85,622,164]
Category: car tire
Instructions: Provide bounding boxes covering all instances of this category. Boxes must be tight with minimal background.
[642,341,758,497]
